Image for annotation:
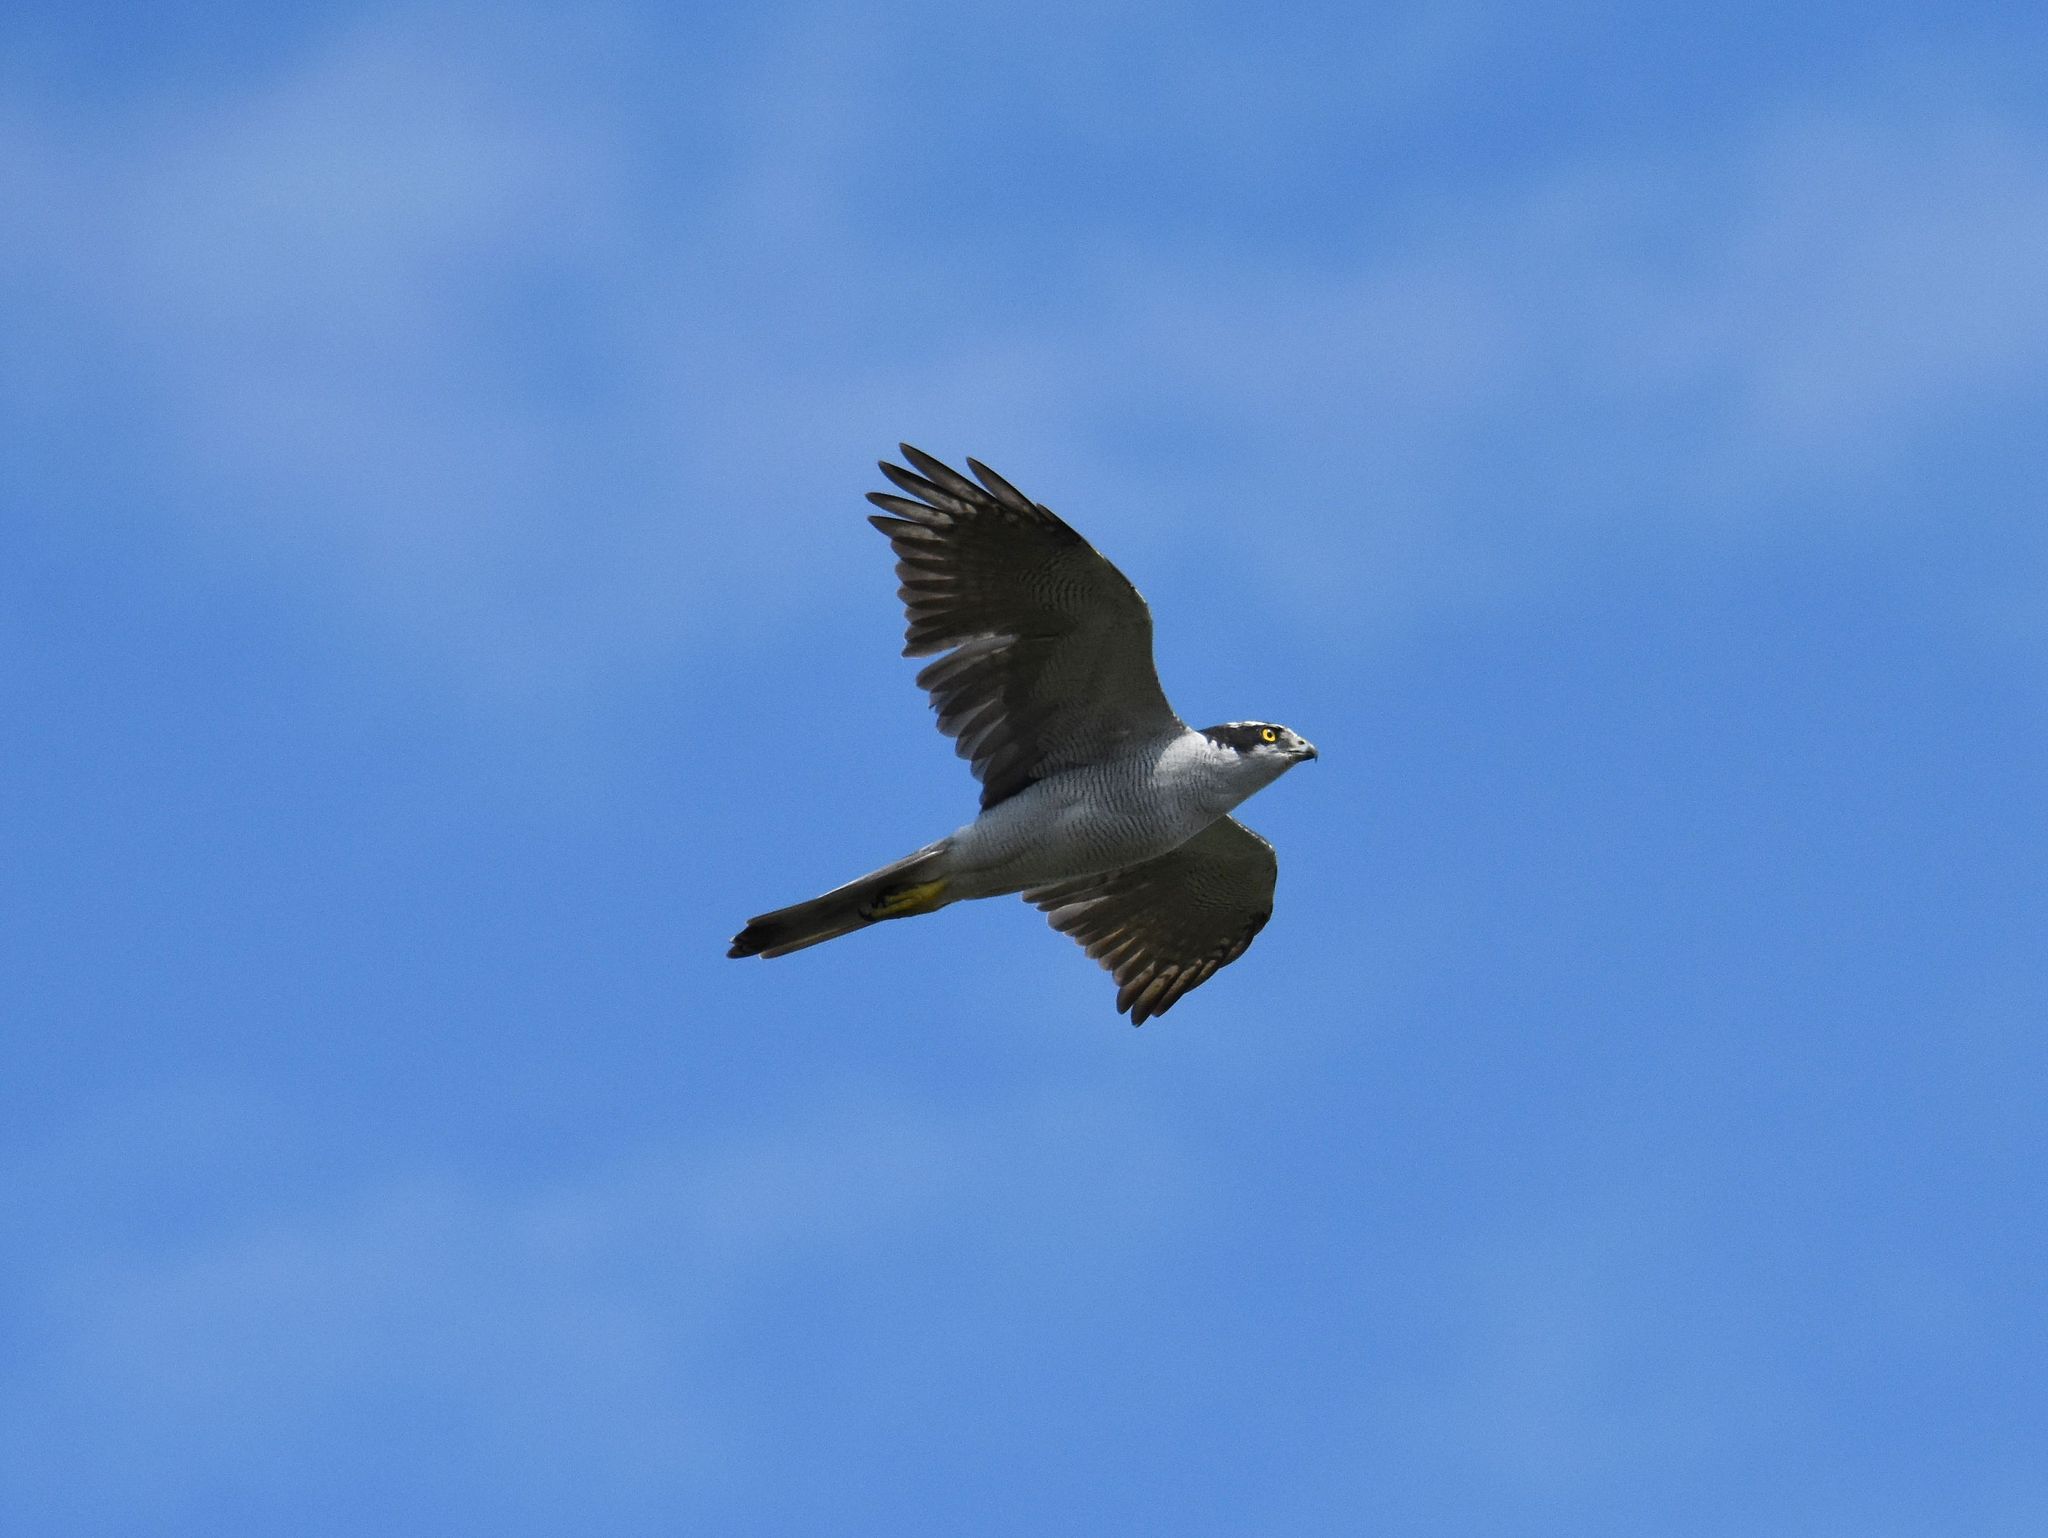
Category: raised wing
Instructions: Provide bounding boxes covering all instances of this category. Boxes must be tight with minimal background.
[1023,818,1279,1025]
[866,446,1181,809]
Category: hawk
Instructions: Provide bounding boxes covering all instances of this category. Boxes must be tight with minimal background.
[728,446,1317,1024]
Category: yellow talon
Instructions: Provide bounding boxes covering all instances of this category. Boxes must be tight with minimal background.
[865,879,949,920]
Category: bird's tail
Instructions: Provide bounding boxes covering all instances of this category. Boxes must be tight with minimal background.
[727,842,954,959]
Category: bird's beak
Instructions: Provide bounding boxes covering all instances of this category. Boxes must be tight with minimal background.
[1298,741,1319,761]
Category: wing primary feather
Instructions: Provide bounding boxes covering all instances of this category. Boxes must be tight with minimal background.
[877,461,964,508]
[898,445,984,503]
[867,495,950,525]
[965,457,1034,512]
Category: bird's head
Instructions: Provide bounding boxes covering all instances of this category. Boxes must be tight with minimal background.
[1200,721,1319,780]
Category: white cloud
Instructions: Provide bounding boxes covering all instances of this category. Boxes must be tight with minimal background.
[5,9,2043,697]
[1,12,863,700]
[1064,102,2048,635]
[0,1080,1199,1525]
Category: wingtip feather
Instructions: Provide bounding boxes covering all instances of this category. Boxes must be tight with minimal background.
[898,445,981,501]
[965,456,1033,512]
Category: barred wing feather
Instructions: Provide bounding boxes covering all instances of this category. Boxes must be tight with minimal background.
[866,445,1182,810]
[1023,818,1278,1025]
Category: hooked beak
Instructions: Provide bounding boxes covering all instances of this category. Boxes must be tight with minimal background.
[1297,741,1319,761]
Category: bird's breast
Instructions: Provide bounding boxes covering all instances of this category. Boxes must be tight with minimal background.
[946,762,1218,895]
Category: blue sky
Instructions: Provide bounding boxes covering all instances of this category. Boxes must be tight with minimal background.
[4,2,2046,1533]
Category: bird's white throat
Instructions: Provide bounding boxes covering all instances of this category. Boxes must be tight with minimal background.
[1153,729,1296,817]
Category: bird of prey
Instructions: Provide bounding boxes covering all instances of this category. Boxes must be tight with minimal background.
[728,446,1317,1024]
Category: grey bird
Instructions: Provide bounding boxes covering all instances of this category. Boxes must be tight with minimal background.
[727,446,1317,1024]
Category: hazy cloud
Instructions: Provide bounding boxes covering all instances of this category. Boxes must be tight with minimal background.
[2,1080,1198,1527]
[6,9,2043,689]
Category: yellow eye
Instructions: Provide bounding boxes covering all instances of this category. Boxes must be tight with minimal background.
[1260,727,1278,744]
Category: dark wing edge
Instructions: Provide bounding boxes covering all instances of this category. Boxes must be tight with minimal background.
[864,444,1093,656]
[1023,818,1279,1026]
[862,445,1178,810]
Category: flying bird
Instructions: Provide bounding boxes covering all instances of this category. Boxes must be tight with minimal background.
[727,446,1317,1024]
